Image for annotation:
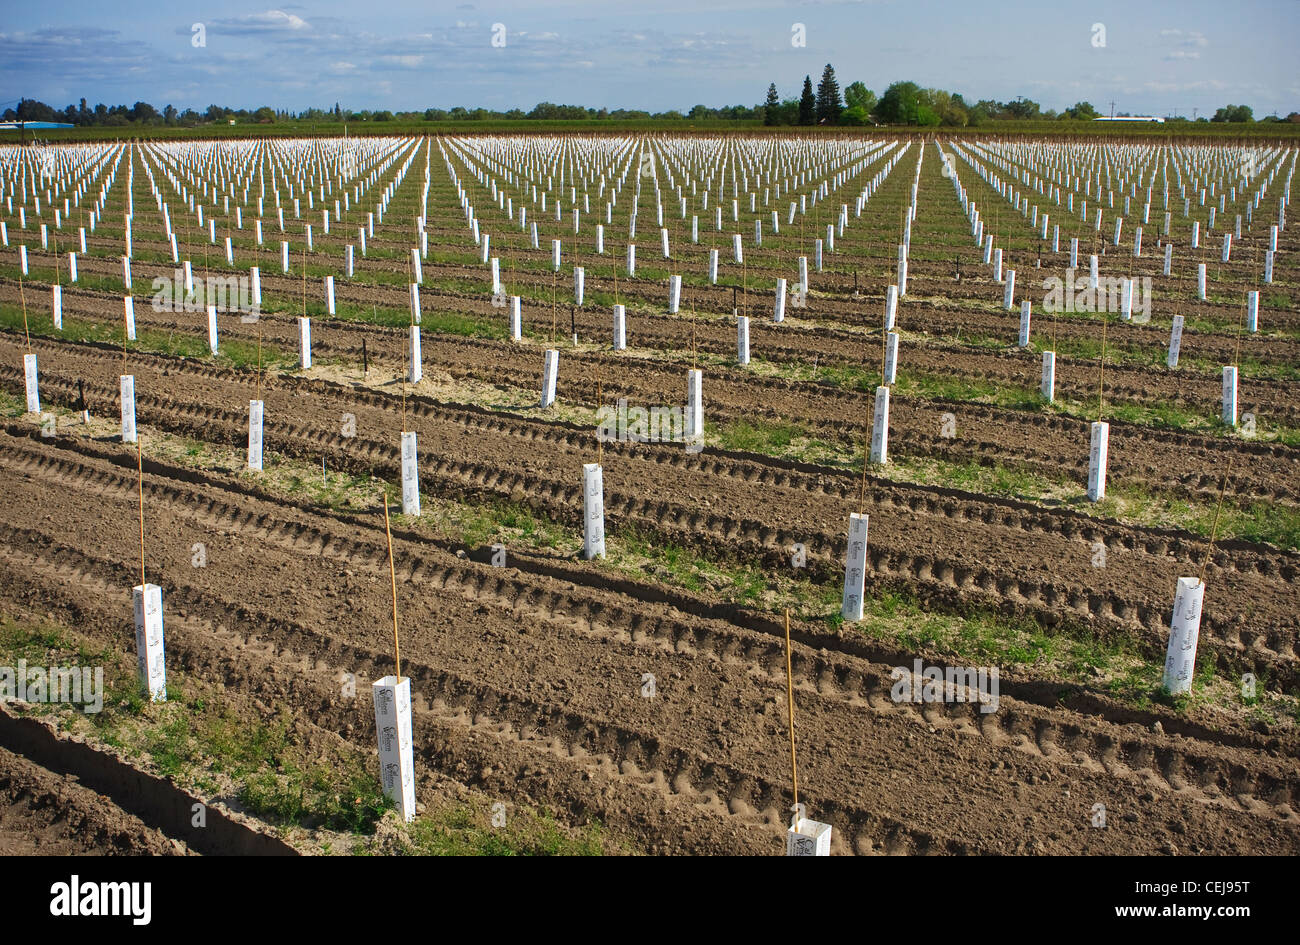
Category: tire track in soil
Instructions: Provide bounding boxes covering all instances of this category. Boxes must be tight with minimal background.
[0,519,977,856]
[3,430,1295,751]
[4,338,1298,688]
[6,292,1298,512]
[0,437,1296,853]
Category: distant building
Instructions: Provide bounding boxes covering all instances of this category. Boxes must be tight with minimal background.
[1093,116,1165,123]
[0,121,75,129]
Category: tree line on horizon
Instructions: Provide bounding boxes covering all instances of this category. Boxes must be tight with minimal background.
[763,65,1293,127]
[4,81,1294,129]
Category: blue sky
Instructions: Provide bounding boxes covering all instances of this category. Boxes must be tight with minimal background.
[2,0,1296,117]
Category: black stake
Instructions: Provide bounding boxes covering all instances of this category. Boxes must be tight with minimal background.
[570,304,576,340]
[362,337,368,376]
[77,378,86,417]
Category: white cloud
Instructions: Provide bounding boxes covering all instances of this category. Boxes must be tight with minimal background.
[212,10,312,35]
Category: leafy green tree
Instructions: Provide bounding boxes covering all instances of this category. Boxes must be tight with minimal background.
[815,64,842,123]
[877,81,922,124]
[843,82,876,118]
[798,75,815,125]
[15,98,59,122]
[1212,104,1253,122]
[1063,101,1098,120]
[130,101,160,123]
[774,97,800,125]
[922,89,968,126]
[1002,97,1040,119]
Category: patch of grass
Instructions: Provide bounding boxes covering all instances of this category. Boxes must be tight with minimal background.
[240,760,391,833]
[388,801,608,855]
[1106,483,1300,550]
[614,525,768,604]
[0,616,67,663]
[0,302,292,370]
[261,295,507,340]
[716,417,800,453]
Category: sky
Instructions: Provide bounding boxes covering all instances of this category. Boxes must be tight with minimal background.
[1,0,1297,118]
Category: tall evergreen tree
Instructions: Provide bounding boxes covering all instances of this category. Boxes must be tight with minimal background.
[798,76,816,125]
[764,83,781,125]
[816,63,842,123]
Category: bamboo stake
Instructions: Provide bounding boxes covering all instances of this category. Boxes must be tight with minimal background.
[1232,291,1247,372]
[382,491,402,683]
[137,434,146,590]
[784,607,799,819]
[1097,313,1107,422]
[690,294,697,371]
[1198,458,1234,587]
[18,272,31,354]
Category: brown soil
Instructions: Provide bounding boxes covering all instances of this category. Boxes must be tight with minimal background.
[2,134,1295,856]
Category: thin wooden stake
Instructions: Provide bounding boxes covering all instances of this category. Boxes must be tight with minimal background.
[1198,459,1234,587]
[137,434,146,589]
[784,607,799,816]
[18,272,31,354]
[381,492,402,683]
[1097,313,1107,422]
[690,296,697,371]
